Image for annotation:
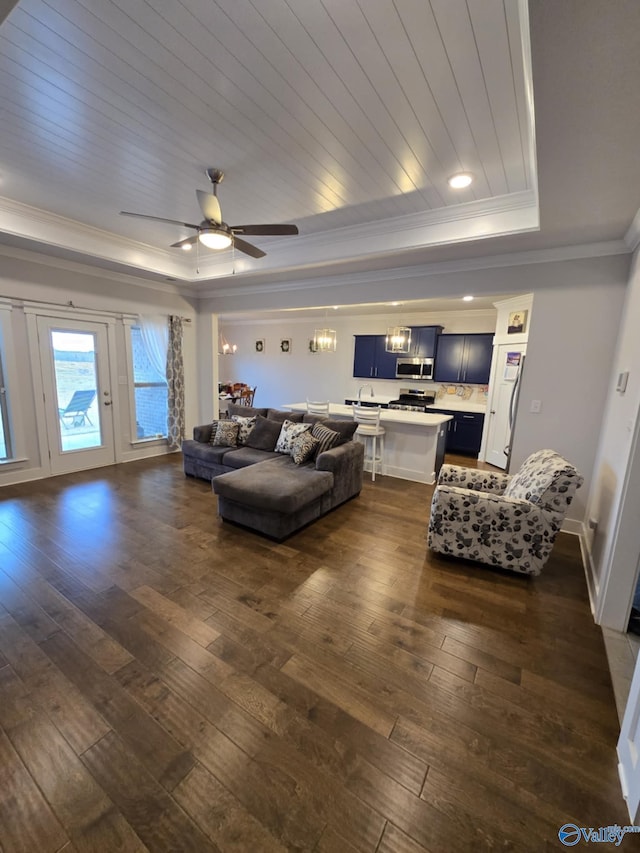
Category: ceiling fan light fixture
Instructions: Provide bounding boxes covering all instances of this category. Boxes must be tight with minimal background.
[448,172,473,189]
[181,243,192,251]
[199,228,233,250]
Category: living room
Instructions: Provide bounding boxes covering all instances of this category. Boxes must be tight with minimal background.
[1,0,640,848]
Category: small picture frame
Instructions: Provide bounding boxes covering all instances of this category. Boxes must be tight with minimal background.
[507,310,527,334]
[309,338,318,353]
[255,339,265,353]
[280,338,292,354]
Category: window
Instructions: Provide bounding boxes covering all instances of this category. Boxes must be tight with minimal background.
[129,325,168,439]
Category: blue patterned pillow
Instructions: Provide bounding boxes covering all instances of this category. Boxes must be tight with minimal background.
[275,420,311,455]
[311,422,340,457]
[291,431,320,465]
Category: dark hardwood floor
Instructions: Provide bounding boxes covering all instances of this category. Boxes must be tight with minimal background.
[0,454,627,852]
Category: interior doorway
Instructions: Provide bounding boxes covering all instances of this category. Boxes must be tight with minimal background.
[37,316,116,475]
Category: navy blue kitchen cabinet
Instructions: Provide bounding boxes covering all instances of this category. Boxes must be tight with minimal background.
[430,409,485,455]
[409,325,443,358]
[434,333,493,384]
[353,335,398,379]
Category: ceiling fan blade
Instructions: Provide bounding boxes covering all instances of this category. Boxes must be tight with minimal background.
[120,211,200,229]
[232,236,266,259]
[170,235,199,248]
[231,224,299,236]
[196,190,222,224]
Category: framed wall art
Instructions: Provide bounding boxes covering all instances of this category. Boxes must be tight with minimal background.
[507,310,527,334]
[255,339,265,353]
[280,338,292,354]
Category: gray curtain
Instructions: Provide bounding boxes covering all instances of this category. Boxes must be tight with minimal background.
[166,316,185,450]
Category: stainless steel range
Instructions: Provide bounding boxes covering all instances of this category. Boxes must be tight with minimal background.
[388,388,436,412]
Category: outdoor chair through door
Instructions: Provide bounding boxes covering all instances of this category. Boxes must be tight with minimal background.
[58,389,96,428]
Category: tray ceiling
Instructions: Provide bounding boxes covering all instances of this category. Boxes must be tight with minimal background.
[0,0,538,284]
[0,0,639,294]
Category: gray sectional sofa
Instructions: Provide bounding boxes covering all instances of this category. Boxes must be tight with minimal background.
[182,405,364,540]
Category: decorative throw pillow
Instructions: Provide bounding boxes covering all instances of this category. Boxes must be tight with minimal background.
[213,420,239,448]
[209,419,221,445]
[291,431,320,465]
[275,419,311,455]
[245,415,282,452]
[231,415,257,445]
[311,422,340,457]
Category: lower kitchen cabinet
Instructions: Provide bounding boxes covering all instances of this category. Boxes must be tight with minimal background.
[430,409,485,455]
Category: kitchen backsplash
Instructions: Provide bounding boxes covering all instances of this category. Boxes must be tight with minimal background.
[433,383,489,404]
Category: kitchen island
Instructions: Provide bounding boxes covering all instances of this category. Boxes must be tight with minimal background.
[282,403,453,485]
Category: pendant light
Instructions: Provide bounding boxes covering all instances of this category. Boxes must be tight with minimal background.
[313,327,337,352]
[385,325,411,353]
[218,333,237,355]
[313,309,337,352]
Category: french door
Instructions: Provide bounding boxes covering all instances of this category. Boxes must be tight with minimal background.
[37,316,116,475]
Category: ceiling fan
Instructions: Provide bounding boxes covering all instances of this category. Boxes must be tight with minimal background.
[120,168,299,259]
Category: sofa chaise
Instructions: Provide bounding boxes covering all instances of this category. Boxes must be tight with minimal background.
[182,405,364,540]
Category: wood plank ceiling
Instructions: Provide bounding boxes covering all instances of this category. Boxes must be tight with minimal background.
[0,0,534,279]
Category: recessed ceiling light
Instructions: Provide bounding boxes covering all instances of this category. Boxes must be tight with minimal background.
[448,172,473,189]
[463,295,474,302]
[333,305,339,310]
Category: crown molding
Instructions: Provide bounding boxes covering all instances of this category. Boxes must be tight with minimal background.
[0,245,182,296]
[194,239,629,301]
[0,196,190,279]
[0,189,540,285]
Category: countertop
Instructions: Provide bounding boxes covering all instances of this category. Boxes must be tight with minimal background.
[282,402,453,427]
[427,401,487,414]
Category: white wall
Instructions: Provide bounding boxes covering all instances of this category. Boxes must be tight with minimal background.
[584,248,640,628]
[510,276,626,525]
[219,309,497,409]
[0,250,198,485]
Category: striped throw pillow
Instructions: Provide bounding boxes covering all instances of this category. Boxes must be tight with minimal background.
[311,422,340,457]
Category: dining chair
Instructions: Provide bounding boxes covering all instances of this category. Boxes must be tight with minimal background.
[306,399,330,416]
[239,386,256,406]
[352,404,385,482]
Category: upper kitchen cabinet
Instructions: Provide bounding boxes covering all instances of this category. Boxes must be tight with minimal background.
[434,333,494,384]
[353,335,398,379]
[409,325,443,358]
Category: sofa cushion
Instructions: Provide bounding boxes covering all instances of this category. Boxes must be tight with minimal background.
[291,431,320,464]
[503,449,583,512]
[324,419,358,445]
[231,415,257,445]
[214,421,240,447]
[267,408,304,423]
[244,415,282,451]
[227,403,269,419]
[275,420,311,454]
[182,440,235,465]
[213,459,334,514]
[223,447,284,469]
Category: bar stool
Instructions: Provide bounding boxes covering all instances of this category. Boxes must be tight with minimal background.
[352,404,385,482]
[306,399,330,416]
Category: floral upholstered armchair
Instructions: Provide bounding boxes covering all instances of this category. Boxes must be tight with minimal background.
[427,449,584,576]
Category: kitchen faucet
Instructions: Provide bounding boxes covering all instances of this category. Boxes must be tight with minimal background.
[358,383,375,402]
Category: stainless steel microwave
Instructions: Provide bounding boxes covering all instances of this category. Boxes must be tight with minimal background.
[396,357,434,380]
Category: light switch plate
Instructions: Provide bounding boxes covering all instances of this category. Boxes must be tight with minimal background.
[616,371,629,393]
[530,399,542,413]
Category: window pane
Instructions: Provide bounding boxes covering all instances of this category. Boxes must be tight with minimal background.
[52,330,102,452]
[0,403,7,459]
[131,326,168,438]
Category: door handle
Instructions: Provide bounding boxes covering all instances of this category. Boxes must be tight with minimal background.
[103,401,112,406]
